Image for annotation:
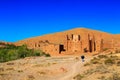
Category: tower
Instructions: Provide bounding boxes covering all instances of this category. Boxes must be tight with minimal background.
[88,34,96,52]
[72,34,81,52]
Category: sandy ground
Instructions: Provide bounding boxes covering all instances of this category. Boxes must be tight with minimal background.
[0,55,92,80]
[1,53,120,80]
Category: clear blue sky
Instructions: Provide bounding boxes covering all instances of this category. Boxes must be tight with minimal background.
[0,0,120,42]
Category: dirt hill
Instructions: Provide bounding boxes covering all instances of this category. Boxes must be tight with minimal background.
[14,28,120,55]
[14,28,120,44]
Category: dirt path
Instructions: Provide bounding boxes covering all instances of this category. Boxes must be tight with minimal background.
[58,58,91,80]
[0,56,93,80]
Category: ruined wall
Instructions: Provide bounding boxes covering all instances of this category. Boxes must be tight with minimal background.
[72,35,81,52]
[42,44,59,54]
[17,33,117,55]
[102,40,113,50]
[64,34,82,52]
[64,34,104,53]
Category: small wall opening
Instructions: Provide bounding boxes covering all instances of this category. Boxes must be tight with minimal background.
[84,48,88,53]
[94,42,96,51]
[59,45,65,54]
[89,40,92,52]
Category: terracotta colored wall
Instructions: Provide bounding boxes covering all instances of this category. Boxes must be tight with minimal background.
[16,33,117,55]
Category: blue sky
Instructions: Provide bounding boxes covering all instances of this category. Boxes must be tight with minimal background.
[0,0,120,42]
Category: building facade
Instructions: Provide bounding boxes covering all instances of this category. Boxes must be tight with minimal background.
[30,34,104,55]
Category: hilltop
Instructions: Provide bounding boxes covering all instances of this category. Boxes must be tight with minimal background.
[14,28,114,44]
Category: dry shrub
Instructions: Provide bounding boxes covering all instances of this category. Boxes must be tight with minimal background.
[0,73,7,76]
[0,67,4,72]
[84,62,90,66]
[104,58,115,66]
[6,67,14,71]
[75,57,79,60]
[117,61,120,66]
[98,76,105,80]
[7,62,14,65]
[98,55,108,59]
[73,74,84,80]
[34,64,44,67]
[38,71,46,75]
[27,75,35,80]
[107,73,120,80]
[110,55,118,60]
[90,57,100,64]
[95,65,110,74]
[18,70,23,73]
[83,69,95,75]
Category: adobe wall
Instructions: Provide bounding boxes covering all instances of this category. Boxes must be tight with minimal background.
[20,33,118,55]
[64,34,104,53]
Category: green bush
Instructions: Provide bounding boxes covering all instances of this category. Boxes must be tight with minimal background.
[0,44,50,62]
[34,52,40,56]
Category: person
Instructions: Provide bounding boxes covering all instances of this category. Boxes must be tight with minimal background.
[81,55,85,62]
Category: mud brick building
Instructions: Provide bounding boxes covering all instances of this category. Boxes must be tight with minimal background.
[14,28,120,55]
[29,34,105,54]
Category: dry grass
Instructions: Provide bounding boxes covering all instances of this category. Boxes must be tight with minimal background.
[84,62,90,66]
[90,57,101,64]
[98,76,106,80]
[108,72,120,80]
[6,67,14,71]
[0,67,4,72]
[95,65,110,74]
[74,54,120,80]
[73,74,84,80]
[18,70,23,73]
[6,62,14,65]
[117,61,120,66]
[104,58,115,65]
[98,72,120,80]
[27,75,35,80]
[98,55,108,59]
[37,71,46,75]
